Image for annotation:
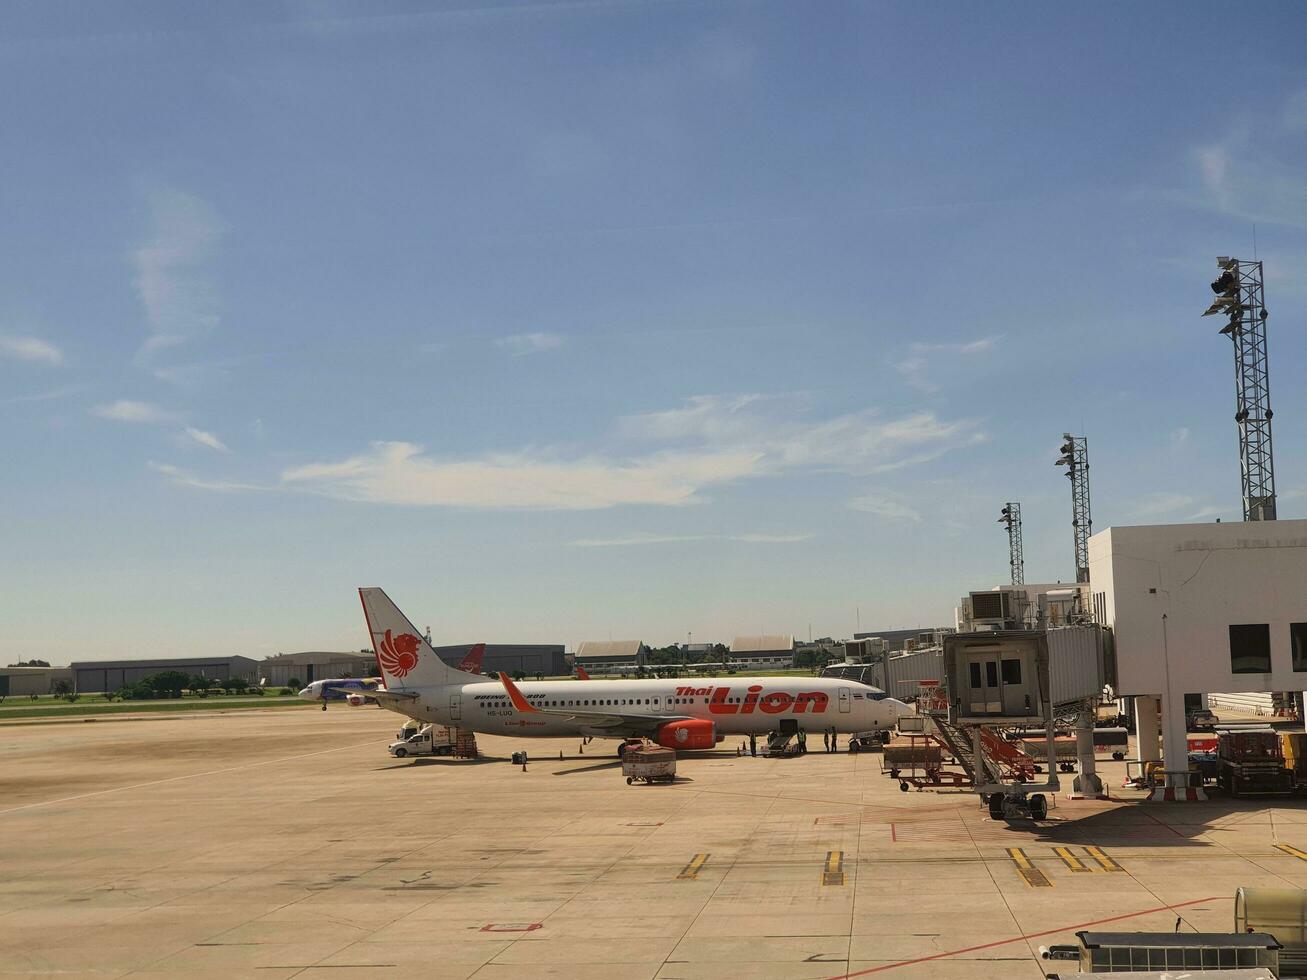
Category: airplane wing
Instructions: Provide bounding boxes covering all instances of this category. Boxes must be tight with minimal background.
[324,686,419,706]
[496,673,687,732]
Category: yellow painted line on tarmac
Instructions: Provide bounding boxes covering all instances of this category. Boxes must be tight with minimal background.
[1275,843,1307,862]
[1086,846,1124,872]
[1054,846,1091,872]
[677,853,710,880]
[823,850,845,886]
[1008,847,1051,886]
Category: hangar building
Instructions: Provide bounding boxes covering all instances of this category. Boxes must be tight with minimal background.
[0,666,73,696]
[259,651,378,686]
[730,635,796,669]
[574,641,646,675]
[432,643,568,677]
[71,656,259,694]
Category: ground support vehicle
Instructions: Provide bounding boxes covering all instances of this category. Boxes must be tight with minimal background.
[1020,735,1078,773]
[388,724,455,758]
[883,733,972,792]
[622,743,676,784]
[1218,731,1294,797]
[1280,733,1307,792]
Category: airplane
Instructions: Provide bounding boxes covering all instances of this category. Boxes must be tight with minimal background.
[352,587,908,753]
[298,643,486,708]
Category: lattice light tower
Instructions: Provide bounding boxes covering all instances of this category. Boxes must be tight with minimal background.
[1056,434,1091,584]
[1203,257,1277,521]
[997,503,1024,585]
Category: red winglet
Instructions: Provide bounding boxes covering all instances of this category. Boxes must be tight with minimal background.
[498,672,537,713]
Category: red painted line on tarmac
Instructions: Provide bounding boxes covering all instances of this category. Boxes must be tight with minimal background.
[889,822,897,842]
[819,895,1221,979]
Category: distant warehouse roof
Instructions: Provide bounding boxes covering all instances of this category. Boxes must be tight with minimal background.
[575,641,646,663]
[731,635,795,655]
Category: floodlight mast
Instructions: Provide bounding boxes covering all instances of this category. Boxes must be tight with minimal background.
[1055,435,1091,584]
[997,503,1025,585]
[1203,257,1277,521]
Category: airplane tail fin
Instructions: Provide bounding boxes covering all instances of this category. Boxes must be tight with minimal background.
[358,588,478,690]
[576,665,590,680]
[457,642,487,675]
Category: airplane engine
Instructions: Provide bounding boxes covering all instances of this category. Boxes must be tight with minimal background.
[655,718,716,750]
[346,694,367,706]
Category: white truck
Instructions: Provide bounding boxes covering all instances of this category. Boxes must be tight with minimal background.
[388,724,455,759]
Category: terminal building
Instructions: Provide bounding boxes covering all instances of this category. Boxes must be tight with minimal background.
[574,641,646,675]
[1090,518,1307,799]
[432,643,569,677]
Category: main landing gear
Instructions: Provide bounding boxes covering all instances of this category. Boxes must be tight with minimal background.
[984,791,1048,822]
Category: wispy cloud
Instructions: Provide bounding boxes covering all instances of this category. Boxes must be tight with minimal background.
[910,335,1001,355]
[132,188,223,357]
[184,427,231,453]
[281,440,761,509]
[1,384,80,406]
[1187,90,1307,228]
[495,332,563,356]
[147,462,266,492]
[0,335,63,365]
[619,394,983,475]
[895,334,1000,392]
[1130,492,1197,517]
[91,400,177,423]
[1170,427,1190,451]
[894,356,937,393]
[160,393,982,510]
[848,494,922,524]
[570,531,812,547]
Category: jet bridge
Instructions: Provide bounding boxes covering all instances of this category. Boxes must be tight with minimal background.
[939,626,1113,818]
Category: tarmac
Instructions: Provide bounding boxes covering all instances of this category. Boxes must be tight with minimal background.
[3,707,1307,979]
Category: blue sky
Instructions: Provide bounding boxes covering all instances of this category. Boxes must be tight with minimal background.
[4,1,1307,660]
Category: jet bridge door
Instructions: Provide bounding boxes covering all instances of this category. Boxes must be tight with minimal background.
[966,654,1002,714]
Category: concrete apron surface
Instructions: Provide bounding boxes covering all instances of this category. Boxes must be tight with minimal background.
[2,709,1306,979]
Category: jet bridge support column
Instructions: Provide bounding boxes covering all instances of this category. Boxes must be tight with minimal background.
[1071,705,1106,799]
[1134,695,1161,765]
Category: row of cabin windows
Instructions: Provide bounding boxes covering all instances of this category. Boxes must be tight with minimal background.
[487,694,830,709]
[1230,623,1307,673]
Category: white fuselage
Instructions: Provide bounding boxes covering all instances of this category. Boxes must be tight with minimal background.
[374,676,905,739]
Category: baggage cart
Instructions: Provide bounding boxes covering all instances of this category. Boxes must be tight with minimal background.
[623,745,677,785]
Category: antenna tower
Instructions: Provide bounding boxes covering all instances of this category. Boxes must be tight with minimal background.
[1056,435,1092,583]
[1204,257,1277,520]
[997,503,1025,585]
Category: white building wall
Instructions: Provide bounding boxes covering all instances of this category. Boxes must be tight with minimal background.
[1089,520,1307,697]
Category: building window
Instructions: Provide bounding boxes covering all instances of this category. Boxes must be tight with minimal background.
[1293,623,1307,672]
[1229,624,1272,674]
[1001,659,1022,685]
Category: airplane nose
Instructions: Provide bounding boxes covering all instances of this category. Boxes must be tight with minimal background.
[297,686,316,700]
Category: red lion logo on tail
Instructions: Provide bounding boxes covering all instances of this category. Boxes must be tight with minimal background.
[378,629,420,678]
